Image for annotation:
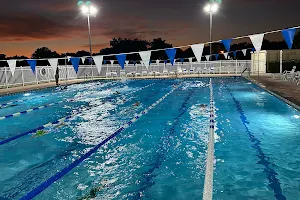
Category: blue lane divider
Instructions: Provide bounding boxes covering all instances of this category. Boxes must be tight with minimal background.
[19,84,180,200]
[0,105,91,146]
[225,85,286,200]
[0,80,120,110]
[0,100,74,120]
[0,81,134,120]
[135,85,195,194]
[0,82,157,146]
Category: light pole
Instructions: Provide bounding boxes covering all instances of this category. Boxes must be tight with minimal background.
[78,1,97,78]
[204,3,219,59]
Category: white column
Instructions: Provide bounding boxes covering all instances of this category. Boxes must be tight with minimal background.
[280,50,283,74]
[4,67,8,88]
[35,66,38,84]
[47,67,51,83]
[21,66,25,86]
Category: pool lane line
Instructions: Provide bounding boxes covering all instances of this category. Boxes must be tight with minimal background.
[134,84,197,195]
[0,99,75,120]
[0,81,119,110]
[203,78,215,200]
[225,84,286,200]
[0,104,95,146]
[0,81,135,120]
[19,84,180,200]
[0,82,157,146]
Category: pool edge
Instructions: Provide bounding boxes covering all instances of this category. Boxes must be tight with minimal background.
[244,76,300,111]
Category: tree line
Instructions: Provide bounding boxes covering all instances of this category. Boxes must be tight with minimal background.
[1,32,300,67]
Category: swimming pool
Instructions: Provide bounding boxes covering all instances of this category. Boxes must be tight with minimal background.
[0,78,299,200]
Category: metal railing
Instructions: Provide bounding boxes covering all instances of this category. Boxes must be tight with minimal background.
[0,60,251,88]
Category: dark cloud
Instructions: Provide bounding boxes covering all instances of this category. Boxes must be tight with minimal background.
[0,0,300,56]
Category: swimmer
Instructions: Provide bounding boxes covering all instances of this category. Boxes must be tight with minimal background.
[114,91,121,95]
[199,104,207,112]
[133,101,140,107]
[32,129,48,138]
[77,179,115,200]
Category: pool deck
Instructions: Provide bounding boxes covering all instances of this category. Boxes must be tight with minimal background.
[0,74,238,96]
[249,74,300,110]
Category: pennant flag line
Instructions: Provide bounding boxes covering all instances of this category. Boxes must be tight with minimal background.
[249,33,264,52]
[139,51,151,70]
[188,57,193,63]
[93,55,104,74]
[81,57,85,64]
[223,52,228,59]
[214,54,219,60]
[27,60,37,74]
[165,48,177,66]
[282,28,296,49]
[48,58,59,74]
[205,55,210,61]
[115,54,126,69]
[125,60,129,66]
[221,39,232,52]
[103,60,107,64]
[191,44,205,62]
[233,51,237,58]
[110,60,114,66]
[7,60,16,76]
[70,57,80,73]
[242,49,247,56]
[156,59,160,65]
[180,58,185,63]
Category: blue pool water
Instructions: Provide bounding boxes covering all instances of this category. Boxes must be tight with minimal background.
[0,78,299,200]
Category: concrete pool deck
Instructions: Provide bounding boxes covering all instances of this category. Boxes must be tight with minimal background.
[249,74,300,110]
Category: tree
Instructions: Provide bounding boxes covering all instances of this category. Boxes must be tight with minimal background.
[31,47,60,59]
[75,50,91,57]
[293,31,300,49]
[149,38,173,60]
[0,54,6,60]
[149,38,172,50]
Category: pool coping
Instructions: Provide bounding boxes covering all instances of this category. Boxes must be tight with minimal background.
[244,76,300,111]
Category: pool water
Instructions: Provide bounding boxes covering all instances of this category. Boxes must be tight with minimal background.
[0,78,299,200]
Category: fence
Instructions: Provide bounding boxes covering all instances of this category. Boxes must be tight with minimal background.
[0,60,251,88]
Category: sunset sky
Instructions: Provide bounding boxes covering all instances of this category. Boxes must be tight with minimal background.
[1,0,299,57]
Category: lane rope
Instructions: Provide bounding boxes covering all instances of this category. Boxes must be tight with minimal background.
[19,83,180,200]
[0,82,156,146]
[0,82,154,120]
[203,78,215,200]
[0,81,118,108]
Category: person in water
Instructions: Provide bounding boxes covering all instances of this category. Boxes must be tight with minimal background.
[32,129,48,138]
[114,91,120,95]
[199,104,207,112]
[133,101,140,107]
